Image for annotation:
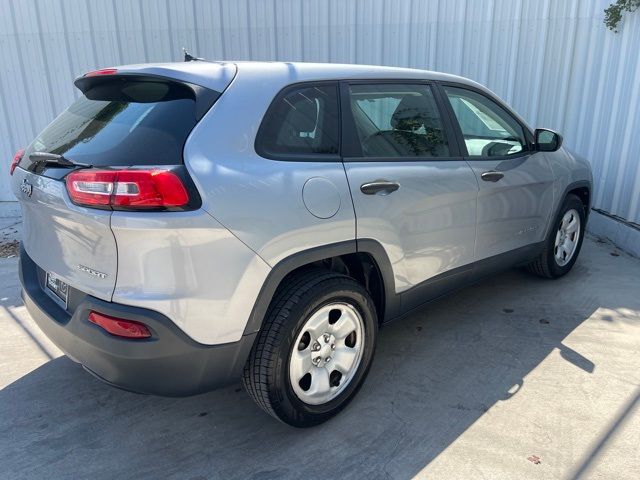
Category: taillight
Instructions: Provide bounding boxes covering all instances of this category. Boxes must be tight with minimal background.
[88,311,151,339]
[66,169,189,210]
[84,68,118,77]
[10,149,24,175]
[66,170,115,207]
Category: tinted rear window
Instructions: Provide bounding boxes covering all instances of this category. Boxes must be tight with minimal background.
[21,79,199,170]
[256,83,340,159]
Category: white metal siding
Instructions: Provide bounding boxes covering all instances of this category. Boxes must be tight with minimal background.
[1,0,639,225]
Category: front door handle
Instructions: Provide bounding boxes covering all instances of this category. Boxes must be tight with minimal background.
[360,180,400,195]
[481,170,504,182]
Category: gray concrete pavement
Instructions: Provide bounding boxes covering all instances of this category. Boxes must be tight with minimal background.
[0,217,20,258]
[1,237,639,480]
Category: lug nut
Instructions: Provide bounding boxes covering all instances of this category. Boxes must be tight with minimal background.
[323,334,330,343]
[312,356,321,365]
[325,356,332,362]
[312,342,320,351]
[331,344,335,350]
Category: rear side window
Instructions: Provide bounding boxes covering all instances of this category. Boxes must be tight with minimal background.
[256,84,340,158]
[347,84,450,158]
[21,79,201,170]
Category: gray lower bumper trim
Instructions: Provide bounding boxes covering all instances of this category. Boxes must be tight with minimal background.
[20,246,255,396]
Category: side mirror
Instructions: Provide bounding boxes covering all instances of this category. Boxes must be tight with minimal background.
[535,128,563,152]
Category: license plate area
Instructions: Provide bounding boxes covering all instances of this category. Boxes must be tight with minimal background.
[46,272,69,307]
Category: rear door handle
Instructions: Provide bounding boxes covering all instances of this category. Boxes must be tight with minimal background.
[481,170,504,182]
[360,180,400,195]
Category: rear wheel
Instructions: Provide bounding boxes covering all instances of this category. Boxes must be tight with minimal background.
[242,269,378,427]
[527,194,586,278]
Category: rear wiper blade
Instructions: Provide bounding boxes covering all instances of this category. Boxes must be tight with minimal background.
[28,152,92,169]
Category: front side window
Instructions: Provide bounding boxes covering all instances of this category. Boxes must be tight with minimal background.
[444,86,527,157]
[348,84,450,158]
[257,84,340,157]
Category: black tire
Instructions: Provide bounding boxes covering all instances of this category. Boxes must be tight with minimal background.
[527,194,586,279]
[242,269,378,427]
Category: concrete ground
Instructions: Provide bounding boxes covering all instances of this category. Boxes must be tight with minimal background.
[1,231,639,480]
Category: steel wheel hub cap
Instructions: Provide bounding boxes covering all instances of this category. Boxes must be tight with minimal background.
[289,302,365,405]
[554,209,580,267]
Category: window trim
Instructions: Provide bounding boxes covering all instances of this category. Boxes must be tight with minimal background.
[436,81,535,161]
[339,79,464,162]
[254,81,342,162]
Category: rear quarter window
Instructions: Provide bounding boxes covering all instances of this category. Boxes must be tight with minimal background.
[21,79,202,170]
[255,83,340,159]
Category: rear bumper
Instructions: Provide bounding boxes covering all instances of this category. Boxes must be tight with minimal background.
[19,246,256,396]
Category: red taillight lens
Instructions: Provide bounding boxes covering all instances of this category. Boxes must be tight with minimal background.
[110,170,190,207]
[84,68,118,77]
[10,148,24,175]
[66,169,189,209]
[66,170,115,206]
[88,311,151,339]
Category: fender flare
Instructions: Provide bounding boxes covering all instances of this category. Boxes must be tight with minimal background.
[546,180,592,239]
[242,239,399,335]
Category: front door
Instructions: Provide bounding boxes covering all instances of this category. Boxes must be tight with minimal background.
[341,82,479,298]
[440,85,555,260]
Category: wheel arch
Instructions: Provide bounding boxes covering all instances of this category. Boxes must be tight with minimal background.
[567,184,591,216]
[546,180,591,239]
[243,240,398,336]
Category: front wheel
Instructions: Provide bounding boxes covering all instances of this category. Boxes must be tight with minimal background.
[243,270,378,427]
[527,193,586,278]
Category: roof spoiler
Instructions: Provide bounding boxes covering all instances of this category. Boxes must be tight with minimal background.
[73,69,220,121]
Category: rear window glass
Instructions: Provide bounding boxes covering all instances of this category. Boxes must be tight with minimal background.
[21,80,199,169]
[256,84,340,158]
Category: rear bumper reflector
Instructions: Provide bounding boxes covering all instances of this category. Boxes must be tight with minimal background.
[88,311,151,339]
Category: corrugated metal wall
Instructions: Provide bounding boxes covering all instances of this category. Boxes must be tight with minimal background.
[1,0,639,225]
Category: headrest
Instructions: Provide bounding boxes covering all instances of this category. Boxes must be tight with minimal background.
[390,95,437,130]
[286,97,317,133]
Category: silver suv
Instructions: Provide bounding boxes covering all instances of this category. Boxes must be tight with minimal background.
[11,62,592,427]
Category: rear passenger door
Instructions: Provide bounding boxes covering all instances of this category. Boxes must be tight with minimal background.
[341,82,478,300]
[439,84,555,260]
